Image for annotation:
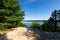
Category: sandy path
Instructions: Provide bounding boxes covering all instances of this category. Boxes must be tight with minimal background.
[0,27,60,40]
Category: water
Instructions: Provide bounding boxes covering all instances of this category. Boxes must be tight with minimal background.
[22,21,45,27]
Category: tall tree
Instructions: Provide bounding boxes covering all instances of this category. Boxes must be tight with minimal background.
[0,0,24,29]
[47,17,55,31]
[48,10,57,31]
[51,10,57,31]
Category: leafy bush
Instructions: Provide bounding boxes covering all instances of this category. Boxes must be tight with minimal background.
[0,23,15,30]
[56,26,60,32]
[41,22,48,31]
[31,22,41,29]
[17,22,26,27]
[41,21,59,32]
[0,22,26,30]
[41,22,53,32]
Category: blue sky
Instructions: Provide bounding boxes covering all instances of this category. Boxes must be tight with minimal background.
[20,0,60,20]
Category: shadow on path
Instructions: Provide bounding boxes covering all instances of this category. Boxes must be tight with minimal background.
[0,33,8,40]
[27,28,60,40]
[27,28,42,40]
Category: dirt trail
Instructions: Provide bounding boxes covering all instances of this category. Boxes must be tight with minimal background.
[0,27,60,40]
[0,27,38,40]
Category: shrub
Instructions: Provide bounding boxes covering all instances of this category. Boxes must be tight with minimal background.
[17,22,26,27]
[0,22,26,30]
[0,23,15,30]
[41,22,48,31]
[31,22,41,29]
[56,26,60,32]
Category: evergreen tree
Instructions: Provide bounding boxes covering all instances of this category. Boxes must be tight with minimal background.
[47,17,55,31]
[0,0,25,30]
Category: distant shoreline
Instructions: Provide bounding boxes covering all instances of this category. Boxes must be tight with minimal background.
[23,20,47,22]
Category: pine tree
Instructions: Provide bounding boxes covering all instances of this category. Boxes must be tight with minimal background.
[0,0,25,30]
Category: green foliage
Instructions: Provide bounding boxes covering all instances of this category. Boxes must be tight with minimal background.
[41,19,54,32]
[41,22,51,32]
[47,17,55,31]
[41,17,58,32]
[41,10,59,32]
[17,21,26,27]
[0,23,14,30]
[56,26,60,32]
[31,22,41,29]
[0,0,25,30]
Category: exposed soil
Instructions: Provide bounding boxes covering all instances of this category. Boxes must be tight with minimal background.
[0,27,60,40]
